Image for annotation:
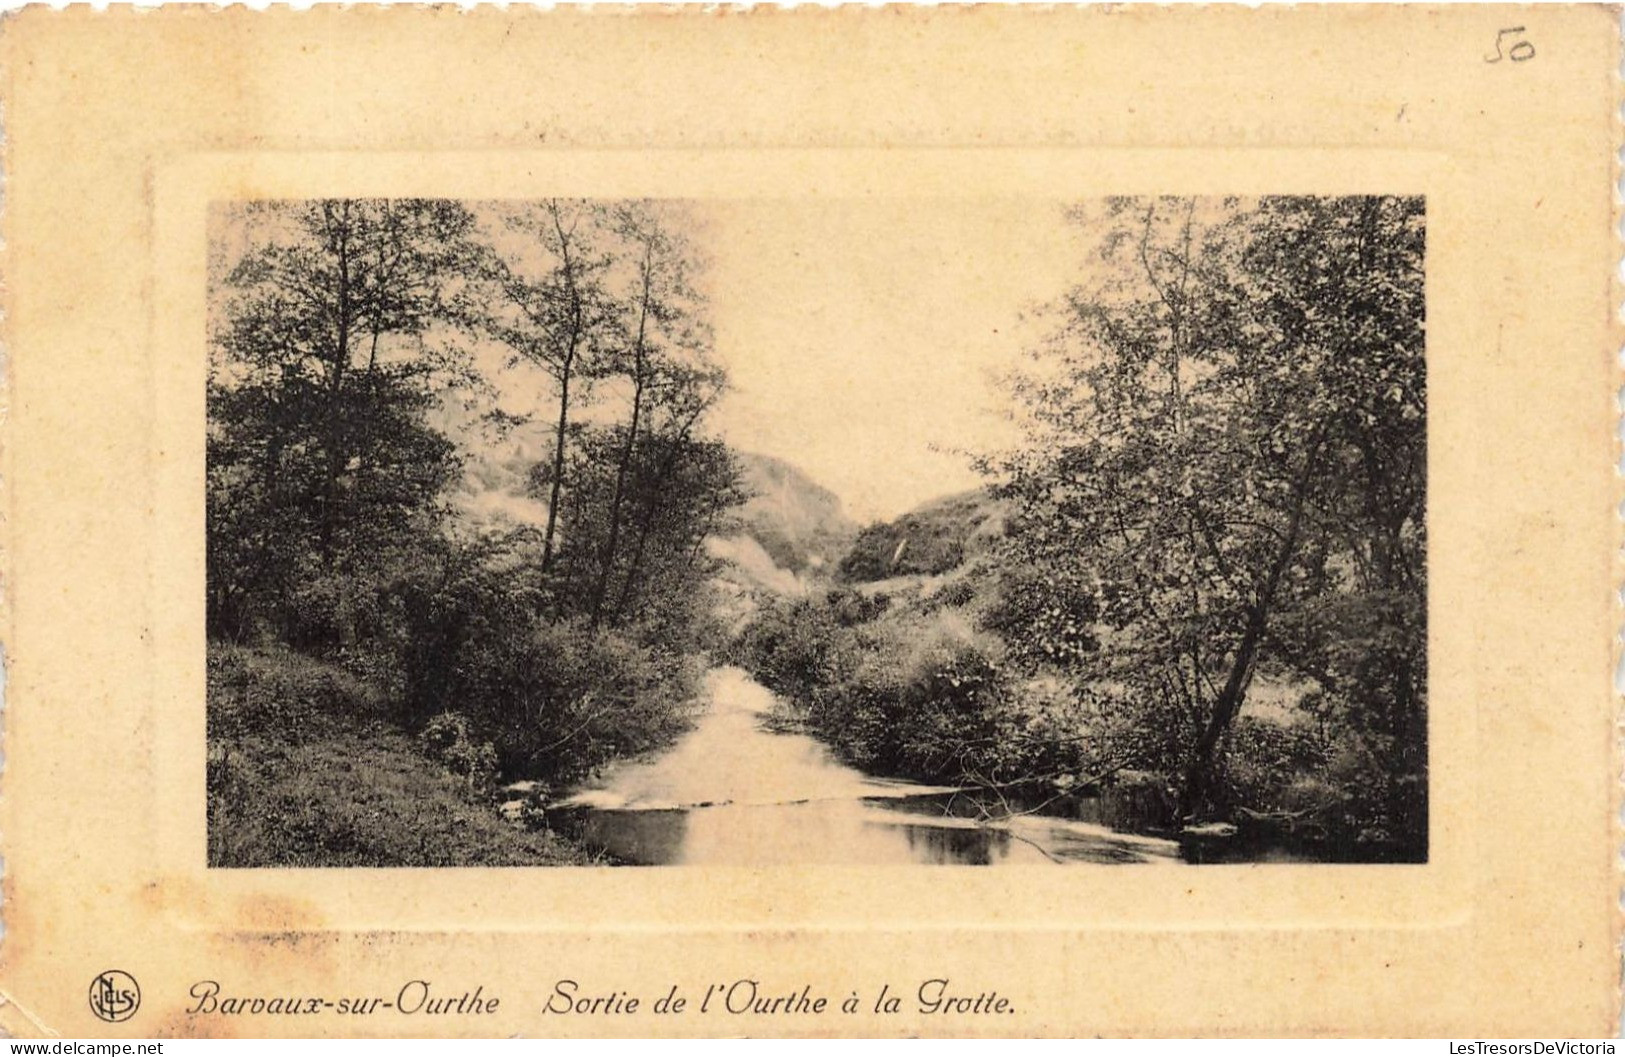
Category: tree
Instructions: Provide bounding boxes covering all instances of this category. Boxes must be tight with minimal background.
[608,363,735,625]
[464,199,742,643]
[587,201,717,626]
[1240,196,1427,848]
[476,200,619,578]
[208,199,478,645]
[990,196,1426,840]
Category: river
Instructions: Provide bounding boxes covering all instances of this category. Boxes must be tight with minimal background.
[553,667,1181,866]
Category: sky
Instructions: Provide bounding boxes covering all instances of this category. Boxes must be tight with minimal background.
[698,199,1086,523]
[211,197,1098,527]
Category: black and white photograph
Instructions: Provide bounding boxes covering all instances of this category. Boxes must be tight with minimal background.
[11,4,1618,1039]
[205,195,1427,868]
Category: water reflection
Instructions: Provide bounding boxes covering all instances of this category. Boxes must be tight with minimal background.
[894,812,1020,866]
[555,667,1181,867]
[570,807,690,865]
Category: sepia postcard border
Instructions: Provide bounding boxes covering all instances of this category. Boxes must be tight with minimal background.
[155,145,1461,931]
[0,8,1615,1037]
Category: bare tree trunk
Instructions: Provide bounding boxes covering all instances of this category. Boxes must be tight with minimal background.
[1178,434,1324,821]
[540,202,584,577]
[540,357,573,575]
[590,241,654,627]
[317,202,354,571]
[591,372,644,626]
[685,502,720,572]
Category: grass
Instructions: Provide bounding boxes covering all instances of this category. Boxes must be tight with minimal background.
[207,644,608,868]
[209,726,607,867]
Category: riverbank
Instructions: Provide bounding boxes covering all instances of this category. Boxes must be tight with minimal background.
[544,667,1180,865]
[729,581,1427,863]
[207,644,610,867]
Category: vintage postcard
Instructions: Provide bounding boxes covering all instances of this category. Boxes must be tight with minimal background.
[0,5,1617,1039]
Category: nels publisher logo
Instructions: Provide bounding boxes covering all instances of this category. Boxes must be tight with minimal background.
[88,970,140,1023]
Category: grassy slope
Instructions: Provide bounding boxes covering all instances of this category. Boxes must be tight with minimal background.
[729,451,858,575]
[210,728,603,867]
[207,645,603,868]
[836,488,1007,583]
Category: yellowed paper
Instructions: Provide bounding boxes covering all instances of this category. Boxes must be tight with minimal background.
[0,5,1618,1038]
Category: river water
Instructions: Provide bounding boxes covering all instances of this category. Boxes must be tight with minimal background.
[554,667,1180,866]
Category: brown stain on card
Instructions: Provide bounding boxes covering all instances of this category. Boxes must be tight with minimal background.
[135,878,326,932]
[231,892,328,933]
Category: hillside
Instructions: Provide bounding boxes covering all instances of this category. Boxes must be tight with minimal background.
[728,452,859,576]
[702,453,859,626]
[835,487,1008,584]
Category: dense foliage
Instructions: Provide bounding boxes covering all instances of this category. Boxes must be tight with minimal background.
[837,519,964,582]
[834,492,992,583]
[208,194,1427,866]
[737,589,1099,792]
[206,644,601,867]
[738,197,1427,860]
[994,196,1426,854]
[206,198,743,865]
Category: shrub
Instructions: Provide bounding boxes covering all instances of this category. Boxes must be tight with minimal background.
[836,515,969,583]
[207,642,385,742]
[206,644,602,867]
[824,588,891,627]
[803,610,1012,783]
[1320,734,1427,857]
[980,563,1100,667]
[733,596,856,703]
[1210,712,1424,860]
[1216,715,1332,811]
[208,728,598,868]
[740,597,1129,790]
[1099,770,1179,833]
[448,618,702,784]
[1072,681,1200,779]
[922,576,977,612]
[418,712,498,796]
